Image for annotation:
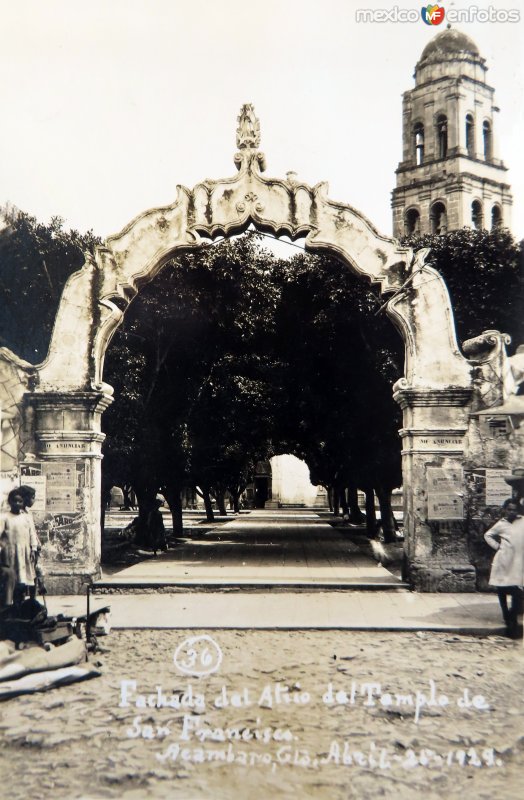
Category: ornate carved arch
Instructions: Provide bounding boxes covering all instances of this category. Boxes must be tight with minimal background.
[36,105,470,393]
[0,105,490,594]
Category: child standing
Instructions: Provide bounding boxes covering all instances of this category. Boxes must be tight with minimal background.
[484,498,524,637]
[0,489,39,606]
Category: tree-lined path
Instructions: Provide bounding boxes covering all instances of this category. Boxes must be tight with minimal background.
[98,510,404,589]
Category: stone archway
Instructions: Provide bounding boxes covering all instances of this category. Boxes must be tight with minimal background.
[1,105,486,592]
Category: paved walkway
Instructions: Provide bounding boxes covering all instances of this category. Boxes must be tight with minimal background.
[47,590,506,634]
[100,509,403,588]
[43,511,512,636]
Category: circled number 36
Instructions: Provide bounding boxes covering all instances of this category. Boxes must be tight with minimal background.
[173,635,223,677]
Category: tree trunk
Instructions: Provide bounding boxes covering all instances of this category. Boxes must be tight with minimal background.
[216,489,227,517]
[231,491,240,513]
[375,485,396,543]
[122,484,135,510]
[339,487,349,517]
[327,487,334,513]
[100,479,112,538]
[364,487,377,538]
[134,484,156,546]
[184,487,197,509]
[202,487,215,522]
[332,487,340,517]
[348,483,366,524]
[164,485,183,538]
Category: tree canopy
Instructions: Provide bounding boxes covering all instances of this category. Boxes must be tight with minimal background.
[0,208,100,362]
[401,227,523,349]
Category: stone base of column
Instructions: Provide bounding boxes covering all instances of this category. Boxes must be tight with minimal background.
[406,559,477,592]
[42,568,101,596]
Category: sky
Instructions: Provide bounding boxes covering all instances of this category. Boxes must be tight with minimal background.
[0,0,522,242]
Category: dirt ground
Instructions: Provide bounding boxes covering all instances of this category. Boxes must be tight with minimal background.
[0,629,523,800]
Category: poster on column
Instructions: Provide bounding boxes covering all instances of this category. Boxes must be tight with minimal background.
[19,462,47,511]
[0,469,19,508]
[465,468,512,517]
[41,462,76,513]
[0,5,523,800]
[17,461,86,558]
[426,466,464,520]
[485,468,512,506]
[20,462,81,512]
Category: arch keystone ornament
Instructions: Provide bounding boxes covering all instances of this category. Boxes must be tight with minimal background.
[1,104,516,593]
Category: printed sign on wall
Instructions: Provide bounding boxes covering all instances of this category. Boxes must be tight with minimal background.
[426,466,464,520]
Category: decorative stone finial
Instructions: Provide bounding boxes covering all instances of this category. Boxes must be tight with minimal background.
[234,104,266,173]
[236,104,261,149]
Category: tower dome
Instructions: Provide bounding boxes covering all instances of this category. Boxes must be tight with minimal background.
[415,26,486,85]
[419,27,480,62]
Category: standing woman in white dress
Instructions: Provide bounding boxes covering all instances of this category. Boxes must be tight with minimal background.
[18,484,43,600]
[484,498,524,637]
[0,488,39,606]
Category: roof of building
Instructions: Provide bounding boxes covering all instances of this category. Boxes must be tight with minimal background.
[419,27,480,62]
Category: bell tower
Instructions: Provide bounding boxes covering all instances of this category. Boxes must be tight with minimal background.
[392,26,512,237]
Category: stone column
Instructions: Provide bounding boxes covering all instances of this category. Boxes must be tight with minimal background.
[26,391,112,594]
[394,385,476,592]
[447,89,461,155]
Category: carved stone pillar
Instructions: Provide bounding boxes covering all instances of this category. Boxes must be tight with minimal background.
[394,383,476,591]
[25,390,112,593]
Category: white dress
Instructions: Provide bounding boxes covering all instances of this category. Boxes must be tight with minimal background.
[484,516,524,587]
[0,511,39,585]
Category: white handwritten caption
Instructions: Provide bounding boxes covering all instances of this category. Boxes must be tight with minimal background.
[154,742,503,770]
[123,713,503,770]
[120,678,489,725]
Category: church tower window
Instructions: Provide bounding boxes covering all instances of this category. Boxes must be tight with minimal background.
[491,205,502,229]
[436,115,448,159]
[431,202,447,234]
[471,200,483,229]
[405,208,420,235]
[483,120,492,160]
[465,114,475,156]
[414,123,424,165]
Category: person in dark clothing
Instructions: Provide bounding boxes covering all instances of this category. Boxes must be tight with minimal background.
[147,499,168,556]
